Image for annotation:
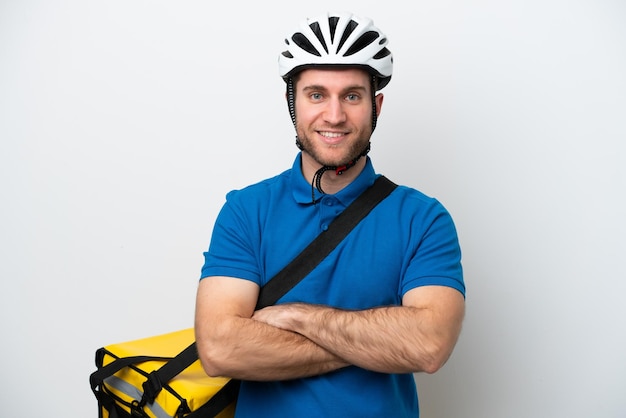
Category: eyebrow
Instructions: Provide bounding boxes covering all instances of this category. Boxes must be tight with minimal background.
[302,84,369,94]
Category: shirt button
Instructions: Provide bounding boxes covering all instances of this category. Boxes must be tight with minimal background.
[321,224,328,231]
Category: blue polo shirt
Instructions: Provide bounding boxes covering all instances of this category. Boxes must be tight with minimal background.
[201,154,464,417]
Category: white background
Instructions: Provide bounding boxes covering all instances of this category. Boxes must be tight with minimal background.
[1,1,625,416]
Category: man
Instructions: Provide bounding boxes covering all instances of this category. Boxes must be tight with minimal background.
[195,12,465,417]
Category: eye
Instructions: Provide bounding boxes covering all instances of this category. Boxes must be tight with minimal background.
[346,93,361,102]
[310,92,323,101]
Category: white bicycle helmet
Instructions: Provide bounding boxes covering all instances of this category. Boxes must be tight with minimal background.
[279,12,393,89]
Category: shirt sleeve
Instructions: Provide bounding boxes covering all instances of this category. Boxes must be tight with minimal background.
[200,190,262,284]
[401,200,465,297]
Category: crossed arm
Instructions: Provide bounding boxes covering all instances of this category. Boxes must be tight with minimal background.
[194,276,465,381]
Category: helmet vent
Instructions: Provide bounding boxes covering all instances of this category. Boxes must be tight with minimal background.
[336,19,358,53]
[373,47,391,59]
[292,32,322,57]
[309,22,329,54]
[328,16,339,43]
[344,31,379,57]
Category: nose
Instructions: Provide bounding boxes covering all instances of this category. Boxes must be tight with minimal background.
[323,97,347,125]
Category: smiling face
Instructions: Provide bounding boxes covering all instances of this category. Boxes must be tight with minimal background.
[293,68,384,170]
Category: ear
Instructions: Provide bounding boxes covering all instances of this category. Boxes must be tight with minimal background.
[374,93,384,117]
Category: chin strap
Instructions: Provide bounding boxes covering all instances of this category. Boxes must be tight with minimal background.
[310,142,371,204]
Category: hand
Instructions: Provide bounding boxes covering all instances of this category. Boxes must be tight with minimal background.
[252,303,317,332]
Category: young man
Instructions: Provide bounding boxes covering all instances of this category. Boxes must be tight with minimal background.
[195,12,465,417]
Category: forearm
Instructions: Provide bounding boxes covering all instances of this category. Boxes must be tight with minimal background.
[196,315,349,381]
[300,305,445,373]
[254,302,463,374]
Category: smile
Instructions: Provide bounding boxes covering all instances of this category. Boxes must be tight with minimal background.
[319,131,346,138]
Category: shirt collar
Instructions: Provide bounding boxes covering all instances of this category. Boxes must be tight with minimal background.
[290,153,378,206]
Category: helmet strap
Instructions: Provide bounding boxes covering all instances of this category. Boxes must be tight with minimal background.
[310,142,371,203]
[371,75,378,132]
[286,77,303,150]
